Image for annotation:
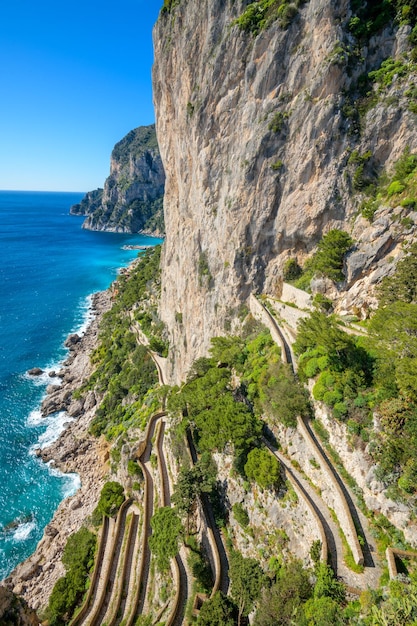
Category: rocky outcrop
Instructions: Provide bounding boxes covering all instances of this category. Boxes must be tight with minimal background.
[0,585,39,625]
[153,0,417,382]
[71,125,165,235]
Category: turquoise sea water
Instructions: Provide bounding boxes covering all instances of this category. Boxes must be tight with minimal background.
[0,190,162,579]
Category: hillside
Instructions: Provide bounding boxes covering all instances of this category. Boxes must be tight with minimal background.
[70,125,165,235]
[5,1,417,624]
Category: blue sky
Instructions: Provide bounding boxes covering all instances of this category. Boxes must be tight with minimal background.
[0,0,162,191]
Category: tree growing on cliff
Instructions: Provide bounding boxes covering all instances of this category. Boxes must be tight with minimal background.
[230,550,266,626]
[244,447,281,490]
[196,591,237,626]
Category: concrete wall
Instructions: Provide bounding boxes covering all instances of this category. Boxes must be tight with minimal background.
[297,416,364,566]
[281,283,313,309]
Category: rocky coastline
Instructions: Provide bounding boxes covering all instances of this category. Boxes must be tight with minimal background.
[3,290,113,612]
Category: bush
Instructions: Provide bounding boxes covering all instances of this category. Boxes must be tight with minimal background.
[309,230,353,282]
[47,527,96,625]
[93,481,125,520]
[387,180,406,197]
[245,447,281,490]
[232,502,250,528]
[283,258,302,281]
[149,507,183,571]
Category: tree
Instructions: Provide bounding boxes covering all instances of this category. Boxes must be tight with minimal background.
[302,595,346,625]
[172,453,216,531]
[244,448,281,490]
[313,563,346,603]
[230,550,266,625]
[47,527,97,625]
[310,229,353,282]
[369,301,417,400]
[254,560,312,626]
[196,591,237,626]
[149,506,183,572]
[94,481,125,519]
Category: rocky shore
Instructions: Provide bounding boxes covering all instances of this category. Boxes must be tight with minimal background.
[3,290,113,612]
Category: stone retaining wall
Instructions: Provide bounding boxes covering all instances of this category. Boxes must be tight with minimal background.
[297,417,364,566]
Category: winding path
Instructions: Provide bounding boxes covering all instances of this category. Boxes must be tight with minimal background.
[254,295,382,589]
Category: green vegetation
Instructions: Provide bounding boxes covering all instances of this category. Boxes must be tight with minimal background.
[198,252,213,288]
[233,0,304,35]
[268,111,290,133]
[186,535,213,595]
[232,502,250,528]
[196,591,236,626]
[355,147,417,222]
[81,247,164,439]
[369,57,409,90]
[160,0,180,14]
[348,0,417,42]
[168,323,308,472]
[283,257,302,281]
[92,481,125,524]
[293,229,354,289]
[172,452,217,531]
[230,550,266,625]
[149,506,183,571]
[111,125,158,163]
[244,447,282,490]
[293,241,417,496]
[47,527,96,625]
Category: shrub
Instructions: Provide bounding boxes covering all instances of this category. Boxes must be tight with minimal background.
[233,502,250,528]
[268,111,289,133]
[245,447,281,490]
[149,507,183,571]
[322,390,343,406]
[283,258,302,281]
[304,357,320,378]
[387,180,406,197]
[93,481,125,520]
[333,401,348,419]
[47,527,96,625]
[309,229,354,282]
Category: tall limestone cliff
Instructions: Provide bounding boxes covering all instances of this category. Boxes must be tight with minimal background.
[71,125,165,235]
[153,0,417,382]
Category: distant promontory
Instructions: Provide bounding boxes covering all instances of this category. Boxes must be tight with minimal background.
[70,125,165,236]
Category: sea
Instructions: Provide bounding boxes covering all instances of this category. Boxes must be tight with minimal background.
[0,190,162,580]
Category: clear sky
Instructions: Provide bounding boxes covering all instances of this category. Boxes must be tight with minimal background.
[0,0,162,192]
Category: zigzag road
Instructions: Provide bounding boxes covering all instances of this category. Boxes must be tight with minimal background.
[258,298,382,589]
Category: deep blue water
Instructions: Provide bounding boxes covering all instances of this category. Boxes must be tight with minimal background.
[0,190,162,579]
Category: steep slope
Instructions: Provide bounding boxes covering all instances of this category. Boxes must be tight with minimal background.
[71,125,165,235]
[153,0,417,382]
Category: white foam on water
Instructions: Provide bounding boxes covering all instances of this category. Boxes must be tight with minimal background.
[26,409,43,427]
[46,463,81,497]
[23,368,62,387]
[27,410,74,452]
[12,519,37,542]
[73,293,96,337]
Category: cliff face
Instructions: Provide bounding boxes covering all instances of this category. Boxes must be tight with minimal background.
[0,585,39,625]
[153,0,417,382]
[71,125,165,235]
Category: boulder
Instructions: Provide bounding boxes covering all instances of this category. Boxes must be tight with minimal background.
[27,368,43,376]
[64,333,81,349]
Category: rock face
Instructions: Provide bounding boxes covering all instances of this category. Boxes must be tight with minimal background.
[71,125,165,235]
[0,586,39,625]
[153,0,417,382]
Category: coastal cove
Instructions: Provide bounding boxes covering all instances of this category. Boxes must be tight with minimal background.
[0,191,162,581]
